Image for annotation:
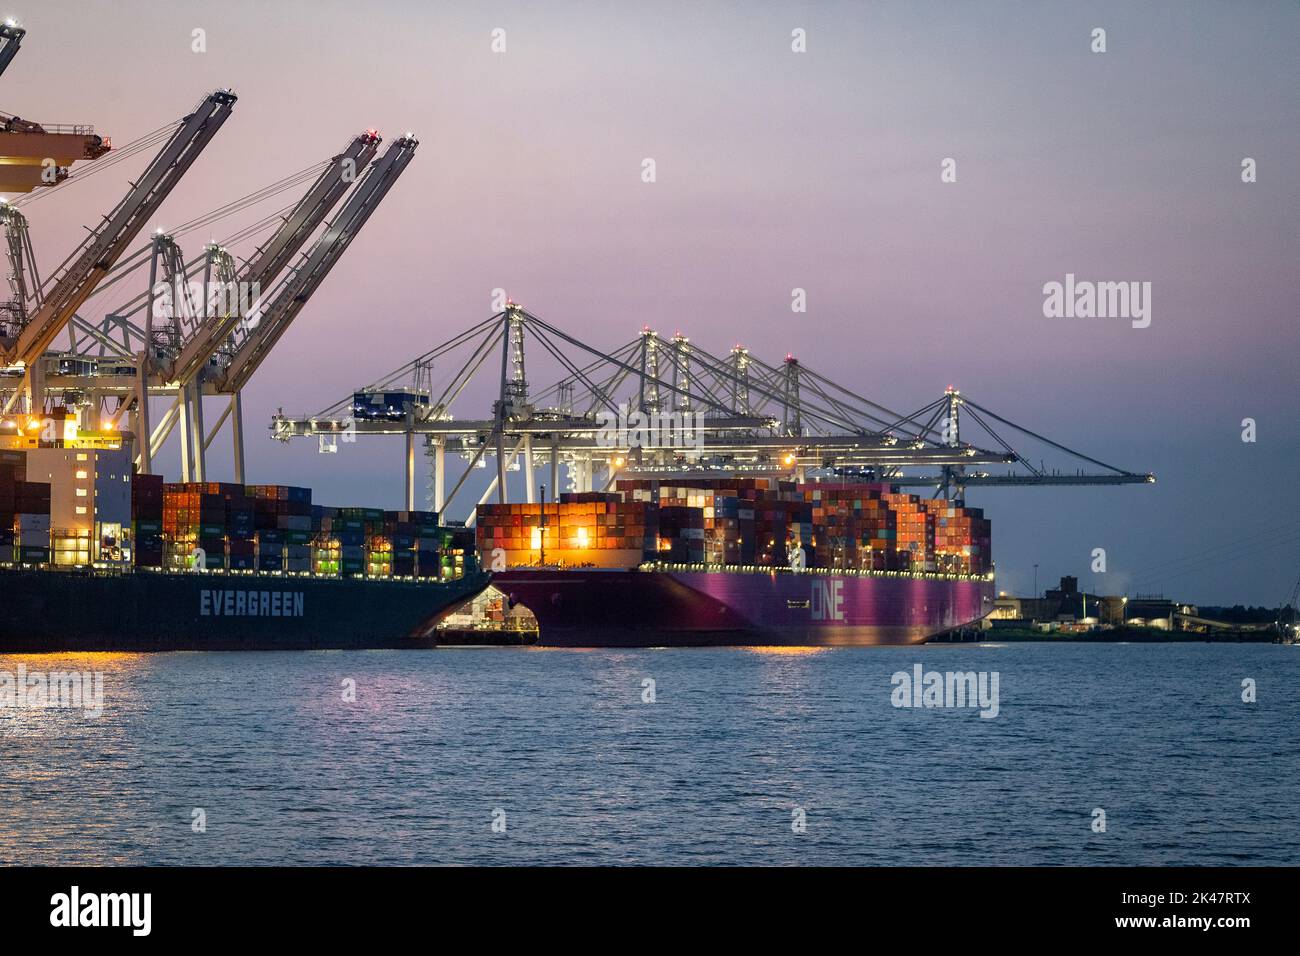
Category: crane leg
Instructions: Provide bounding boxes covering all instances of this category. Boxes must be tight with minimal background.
[432,438,445,513]
[231,391,245,484]
[177,390,191,483]
[136,357,153,475]
[523,433,535,504]
[495,431,507,504]
[189,383,206,483]
[405,429,415,511]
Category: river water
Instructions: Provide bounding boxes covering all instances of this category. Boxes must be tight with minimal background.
[1,643,1296,865]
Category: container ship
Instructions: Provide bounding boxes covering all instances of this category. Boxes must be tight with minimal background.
[0,416,489,651]
[480,478,996,647]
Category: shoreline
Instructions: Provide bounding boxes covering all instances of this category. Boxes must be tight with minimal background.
[934,625,1284,644]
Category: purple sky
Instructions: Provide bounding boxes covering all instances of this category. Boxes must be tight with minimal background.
[8,1,1299,604]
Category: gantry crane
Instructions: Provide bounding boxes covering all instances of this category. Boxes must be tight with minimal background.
[269,306,1027,517]
[885,387,1154,498]
[0,89,236,413]
[1,127,409,484]
[31,151,364,437]
[212,134,419,395]
[137,130,384,480]
[164,132,382,389]
[270,305,1156,520]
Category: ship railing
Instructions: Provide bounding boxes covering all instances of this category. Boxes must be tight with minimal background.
[638,560,993,583]
[40,122,97,135]
[0,115,97,136]
[132,564,465,584]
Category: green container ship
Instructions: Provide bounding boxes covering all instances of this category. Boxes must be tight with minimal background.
[0,435,493,651]
[0,564,491,652]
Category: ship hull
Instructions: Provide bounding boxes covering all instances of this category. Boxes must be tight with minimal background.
[0,567,490,652]
[493,567,995,647]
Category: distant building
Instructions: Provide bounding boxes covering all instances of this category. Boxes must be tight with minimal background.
[986,576,1195,631]
[1,411,133,565]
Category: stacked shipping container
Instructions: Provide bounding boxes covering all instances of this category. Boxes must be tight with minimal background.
[880,493,934,572]
[476,494,658,568]
[807,485,907,571]
[138,479,471,581]
[316,507,380,576]
[382,510,444,578]
[248,484,313,573]
[131,473,164,567]
[1,452,52,564]
[475,478,991,576]
[0,452,17,561]
[920,498,992,575]
[161,482,255,570]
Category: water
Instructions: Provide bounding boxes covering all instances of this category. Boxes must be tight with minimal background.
[1,643,1296,866]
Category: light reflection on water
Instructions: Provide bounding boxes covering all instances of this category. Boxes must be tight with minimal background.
[1,643,1296,866]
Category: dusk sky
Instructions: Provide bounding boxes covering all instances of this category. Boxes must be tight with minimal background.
[7,1,1299,604]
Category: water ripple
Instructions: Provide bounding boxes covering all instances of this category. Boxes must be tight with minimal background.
[1,643,1296,865]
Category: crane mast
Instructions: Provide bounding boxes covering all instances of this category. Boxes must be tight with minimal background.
[216,134,418,394]
[1,89,236,412]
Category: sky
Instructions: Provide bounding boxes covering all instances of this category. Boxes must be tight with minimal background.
[4,0,1298,605]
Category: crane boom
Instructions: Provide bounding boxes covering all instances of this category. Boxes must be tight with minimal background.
[890,473,1154,488]
[216,134,418,393]
[163,130,381,385]
[2,89,237,370]
[0,22,23,79]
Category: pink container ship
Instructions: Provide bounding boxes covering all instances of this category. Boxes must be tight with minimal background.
[492,564,993,647]
[480,479,995,647]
